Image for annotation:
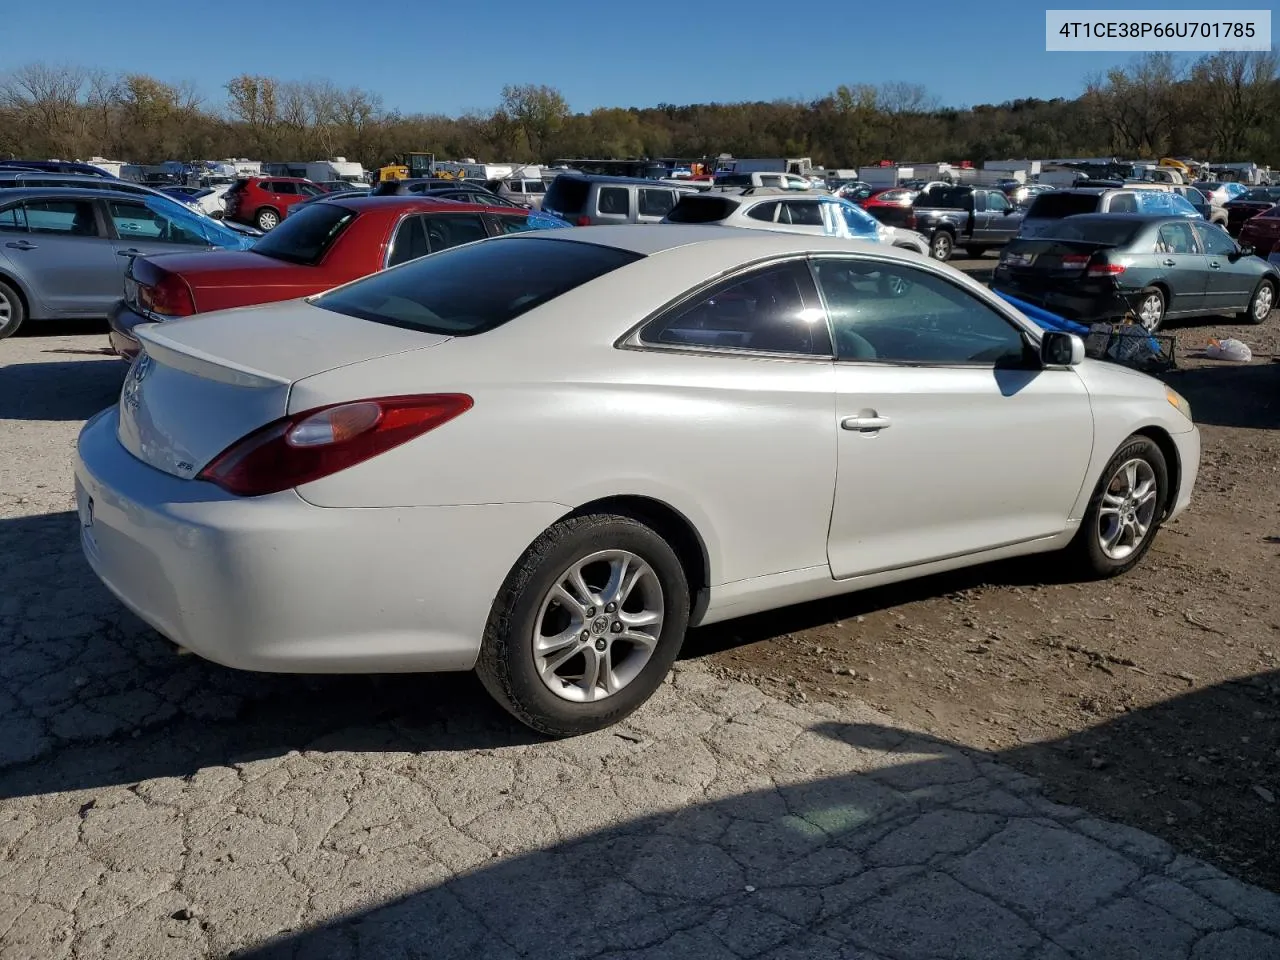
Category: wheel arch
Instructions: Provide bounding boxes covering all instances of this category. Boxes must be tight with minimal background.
[0,268,34,318]
[560,495,712,624]
[1132,426,1181,519]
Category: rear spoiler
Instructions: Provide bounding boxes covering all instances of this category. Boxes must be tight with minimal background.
[135,325,291,389]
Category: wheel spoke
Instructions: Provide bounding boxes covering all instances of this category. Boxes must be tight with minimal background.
[618,629,657,652]
[1103,520,1126,550]
[617,564,647,608]
[600,554,632,606]
[618,609,661,629]
[579,647,601,701]
[568,566,598,608]
[1133,515,1150,538]
[536,625,581,656]
[550,584,587,619]
[1123,461,1139,493]
[599,646,618,696]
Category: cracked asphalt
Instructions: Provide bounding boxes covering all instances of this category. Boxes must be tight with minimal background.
[3,332,1279,960]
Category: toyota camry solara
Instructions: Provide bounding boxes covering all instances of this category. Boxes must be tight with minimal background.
[75,226,1200,736]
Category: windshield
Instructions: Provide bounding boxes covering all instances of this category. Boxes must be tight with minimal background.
[252,202,356,265]
[313,237,641,335]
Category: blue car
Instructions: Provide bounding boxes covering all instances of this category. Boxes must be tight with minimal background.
[0,187,253,338]
[0,159,115,178]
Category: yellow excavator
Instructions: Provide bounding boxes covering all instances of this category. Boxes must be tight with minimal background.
[377,152,443,182]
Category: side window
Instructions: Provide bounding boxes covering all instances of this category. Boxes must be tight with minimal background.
[23,200,100,237]
[0,206,28,232]
[638,188,676,218]
[274,182,298,195]
[1108,193,1138,214]
[387,215,429,267]
[299,184,324,197]
[746,202,779,222]
[641,261,830,356]
[782,201,823,227]
[492,212,568,234]
[840,203,879,239]
[812,258,1027,365]
[597,187,630,216]
[1196,222,1237,256]
[424,214,489,252]
[108,200,206,244]
[986,191,1010,212]
[1155,222,1199,254]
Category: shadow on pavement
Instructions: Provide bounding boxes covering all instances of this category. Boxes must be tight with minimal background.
[2,510,1279,956]
[14,318,110,338]
[0,359,126,421]
[1163,361,1280,430]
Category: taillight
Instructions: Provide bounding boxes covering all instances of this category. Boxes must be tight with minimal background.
[197,394,473,497]
[138,273,196,317]
[1060,254,1090,270]
[575,216,591,226]
[1087,261,1127,277]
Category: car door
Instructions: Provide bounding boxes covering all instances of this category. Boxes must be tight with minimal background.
[8,198,122,317]
[968,190,993,241]
[105,198,214,267]
[1151,221,1208,315]
[1195,221,1255,311]
[812,255,1093,578]
[983,190,1020,243]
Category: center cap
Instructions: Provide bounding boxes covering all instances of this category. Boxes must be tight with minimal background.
[591,616,610,635]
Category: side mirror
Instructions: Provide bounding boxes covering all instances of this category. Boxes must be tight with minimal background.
[1041,331,1085,367]
[1238,243,1255,257]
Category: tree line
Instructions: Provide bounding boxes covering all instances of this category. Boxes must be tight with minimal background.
[1,53,1276,172]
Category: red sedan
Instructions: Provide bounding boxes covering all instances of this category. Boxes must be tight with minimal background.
[857,187,918,229]
[1238,204,1280,258]
[108,197,569,358]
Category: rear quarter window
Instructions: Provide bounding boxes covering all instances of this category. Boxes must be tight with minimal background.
[544,177,590,215]
[312,237,642,336]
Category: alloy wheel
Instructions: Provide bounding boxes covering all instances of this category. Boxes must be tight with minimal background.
[1254,283,1274,321]
[532,550,665,703]
[1138,294,1164,331]
[0,292,11,324]
[1097,458,1159,561]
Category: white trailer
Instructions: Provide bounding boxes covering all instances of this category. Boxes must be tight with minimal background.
[858,166,914,187]
[717,157,814,176]
[303,158,366,183]
[984,159,1041,177]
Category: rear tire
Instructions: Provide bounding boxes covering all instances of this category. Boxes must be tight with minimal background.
[0,280,25,339]
[1135,286,1166,332]
[929,231,954,261]
[1063,435,1168,579]
[255,207,280,231]
[475,513,690,737]
[1237,278,1275,325]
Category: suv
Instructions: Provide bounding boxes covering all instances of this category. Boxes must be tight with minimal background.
[712,171,815,191]
[223,177,324,230]
[490,178,547,210]
[542,174,704,225]
[663,188,929,255]
[1019,188,1201,238]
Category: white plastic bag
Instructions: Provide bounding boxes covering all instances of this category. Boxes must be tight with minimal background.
[1204,338,1252,362]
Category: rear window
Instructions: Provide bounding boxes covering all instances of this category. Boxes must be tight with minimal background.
[1041,220,1142,245]
[714,174,753,187]
[544,176,590,215]
[251,202,356,265]
[1026,193,1100,219]
[313,237,642,336]
[917,187,971,209]
[665,195,740,223]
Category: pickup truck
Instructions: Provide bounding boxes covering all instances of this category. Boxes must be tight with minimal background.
[910,186,1025,261]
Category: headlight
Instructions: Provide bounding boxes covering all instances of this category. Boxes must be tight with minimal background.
[1166,387,1193,421]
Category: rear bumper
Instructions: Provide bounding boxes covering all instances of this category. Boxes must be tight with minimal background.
[107,299,146,360]
[991,279,1122,324]
[75,407,566,674]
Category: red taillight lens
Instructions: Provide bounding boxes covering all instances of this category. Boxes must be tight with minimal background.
[1060,254,1090,269]
[1087,262,1126,277]
[197,394,473,496]
[575,216,591,226]
[138,273,196,317]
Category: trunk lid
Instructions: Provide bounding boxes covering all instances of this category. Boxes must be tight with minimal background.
[117,300,451,479]
[998,239,1114,279]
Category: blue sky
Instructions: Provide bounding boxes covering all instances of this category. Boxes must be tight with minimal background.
[8,0,1254,115]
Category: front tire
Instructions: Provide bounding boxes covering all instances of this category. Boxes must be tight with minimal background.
[0,279,25,339]
[476,513,690,737]
[1064,435,1169,579]
[255,207,280,231]
[929,231,954,261]
[1237,278,1275,325]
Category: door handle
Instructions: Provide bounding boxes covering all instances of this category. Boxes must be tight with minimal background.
[116,249,140,257]
[1208,261,1221,269]
[4,240,36,250]
[1162,258,1176,266]
[842,415,892,432]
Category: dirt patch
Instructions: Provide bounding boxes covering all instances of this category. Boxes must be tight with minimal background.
[691,309,1280,892]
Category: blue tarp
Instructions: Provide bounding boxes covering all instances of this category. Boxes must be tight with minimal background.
[993,291,1091,335]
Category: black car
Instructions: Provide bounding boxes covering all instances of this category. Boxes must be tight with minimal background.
[992,214,1278,331]
[1225,186,1280,236]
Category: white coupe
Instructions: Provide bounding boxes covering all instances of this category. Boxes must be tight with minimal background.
[75,227,1200,735]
